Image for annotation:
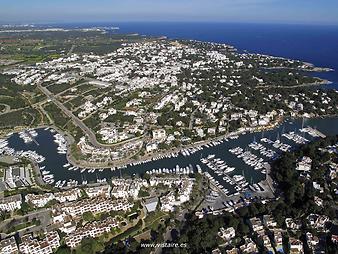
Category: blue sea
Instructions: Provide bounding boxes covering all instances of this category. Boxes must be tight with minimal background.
[114,22,338,89]
[5,22,338,187]
[59,22,338,88]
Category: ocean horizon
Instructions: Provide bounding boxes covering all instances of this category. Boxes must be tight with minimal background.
[52,21,338,90]
[4,22,338,185]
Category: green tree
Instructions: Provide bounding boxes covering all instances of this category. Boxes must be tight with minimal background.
[82,211,95,222]
[55,245,72,254]
[76,237,103,254]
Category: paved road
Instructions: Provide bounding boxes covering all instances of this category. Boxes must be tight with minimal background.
[67,45,75,55]
[37,83,104,148]
[37,80,144,150]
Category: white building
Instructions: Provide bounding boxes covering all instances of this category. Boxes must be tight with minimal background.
[65,217,118,248]
[0,194,22,212]
[25,193,54,208]
[54,197,132,218]
[84,185,111,198]
[218,227,236,241]
[146,142,158,152]
[152,129,166,141]
[19,231,60,254]
[250,217,264,236]
[0,236,19,254]
[110,179,147,199]
[289,238,303,254]
[144,197,158,213]
[296,156,312,172]
[26,189,81,208]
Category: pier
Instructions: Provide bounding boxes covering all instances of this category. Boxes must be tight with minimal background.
[24,130,39,146]
[307,127,326,138]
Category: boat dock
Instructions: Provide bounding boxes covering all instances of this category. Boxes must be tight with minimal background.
[300,126,327,139]
[308,127,326,138]
[25,131,39,146]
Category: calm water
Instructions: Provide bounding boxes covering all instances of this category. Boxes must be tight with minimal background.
[6,117,338,192]
[5,23,338,191]
[115,22,338,89]
[58,22,338,88]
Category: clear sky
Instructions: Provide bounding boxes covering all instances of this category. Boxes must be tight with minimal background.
[1,0,338,25]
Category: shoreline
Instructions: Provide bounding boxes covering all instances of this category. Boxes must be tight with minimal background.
[61,116,285,169]
[55,113,338,170]
[256,78,332,89]
[1,113,338,171]
[263,65,335,73]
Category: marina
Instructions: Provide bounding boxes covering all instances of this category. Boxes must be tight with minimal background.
[18,129,39,145]
[1,117,337,195]
[0,17,337,253]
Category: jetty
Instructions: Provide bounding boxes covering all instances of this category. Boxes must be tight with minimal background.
[308,127,326,138]
[24,130,39,146]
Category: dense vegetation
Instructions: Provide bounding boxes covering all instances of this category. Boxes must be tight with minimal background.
[0,108,41,128]
[269,135,337,221]
[44,102,70,129]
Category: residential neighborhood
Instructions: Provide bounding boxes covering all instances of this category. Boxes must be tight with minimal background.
[0,20,337,254]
